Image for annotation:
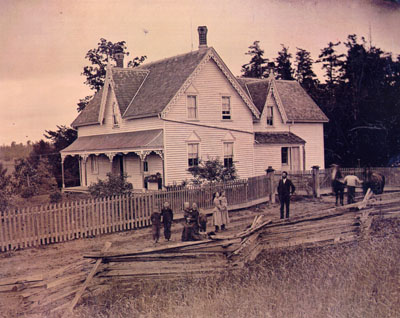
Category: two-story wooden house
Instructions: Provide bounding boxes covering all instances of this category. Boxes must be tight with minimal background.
[61,26,328,191]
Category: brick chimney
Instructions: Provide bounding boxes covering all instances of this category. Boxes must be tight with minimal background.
[198,26,208,50]
[114,52,124,68]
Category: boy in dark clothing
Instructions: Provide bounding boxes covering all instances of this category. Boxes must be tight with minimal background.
[182,202,201,241]
[161,201,173,241]
[150,208,161,244]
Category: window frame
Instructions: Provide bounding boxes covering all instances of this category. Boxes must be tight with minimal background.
[90,155,99,174]
[187,95,198,120]
[187,143,199,167]
[221,96,231,120]
[281,147,289,165]
[143,160,149,172]
[266,106,274,126]
[223,142,234,168]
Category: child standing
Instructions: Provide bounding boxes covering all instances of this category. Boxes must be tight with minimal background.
[150,207,161,244]
[161,202,173,241]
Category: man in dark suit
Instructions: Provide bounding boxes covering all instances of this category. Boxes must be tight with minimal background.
[277,171,296,219]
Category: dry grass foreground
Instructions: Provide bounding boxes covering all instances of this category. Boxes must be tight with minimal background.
[70,218,400,318]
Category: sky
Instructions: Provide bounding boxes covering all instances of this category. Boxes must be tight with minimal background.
[0,0,399,145]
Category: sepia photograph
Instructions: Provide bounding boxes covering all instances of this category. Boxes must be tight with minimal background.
[0,0,400,317]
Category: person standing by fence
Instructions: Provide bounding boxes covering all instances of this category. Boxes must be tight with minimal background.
[343,174,363,204]
[161,202,173,241]
[212,192,223,232]
[219,191,230,230]
[277,171,296,219]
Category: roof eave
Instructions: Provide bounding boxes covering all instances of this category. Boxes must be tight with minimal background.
[124,113,159,120]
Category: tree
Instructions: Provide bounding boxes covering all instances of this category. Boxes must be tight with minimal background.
[316,41,345,86]
[295,47,317,91]
[79,38,147,112]
[88,173,133,198]
[187,159,237,185]
[44,125,79,187]
[12,157,57,198]
[0,163,11,211]
[241,41,268,78]
[275,45,294,80]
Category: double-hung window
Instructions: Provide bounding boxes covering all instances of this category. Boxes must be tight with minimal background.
[266,106,273,126]
[143,161,149,172]
[223,142,234,168]
[281,147,289,165]
[90,156,99,174]
[222,96,231,120]
[188,143,199,167]
[187,95,198,119]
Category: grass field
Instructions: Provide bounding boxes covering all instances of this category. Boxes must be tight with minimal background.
[72,218,400,318]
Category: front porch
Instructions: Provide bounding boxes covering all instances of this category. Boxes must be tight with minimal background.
[60,130,165,192]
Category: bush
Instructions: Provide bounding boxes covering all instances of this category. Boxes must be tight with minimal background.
[89,173,133,198]
[49,191,63,203]
[187,158,237,185]
[20,186,35,199]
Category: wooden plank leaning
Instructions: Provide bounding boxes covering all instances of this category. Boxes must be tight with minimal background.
[62,241,112,316]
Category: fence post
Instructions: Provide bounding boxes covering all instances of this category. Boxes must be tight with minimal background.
[312,165,320,198]
[266,166,275,203]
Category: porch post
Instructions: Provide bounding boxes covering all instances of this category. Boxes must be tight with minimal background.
[266,166,275,204]
[81,155,88,186]
[61,155,66,189]
[139,152,146,190]
[312,165,320,198]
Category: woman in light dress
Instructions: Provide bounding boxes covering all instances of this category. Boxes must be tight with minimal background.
[212,191,229,232]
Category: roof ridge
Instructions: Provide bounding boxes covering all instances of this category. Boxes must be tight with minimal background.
[112,67,150,74]
[137,48,211,69]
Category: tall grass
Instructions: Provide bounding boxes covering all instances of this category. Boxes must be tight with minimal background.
[73,219,400,318]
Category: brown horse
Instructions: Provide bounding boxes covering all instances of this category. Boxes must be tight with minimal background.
[363,168,385,195]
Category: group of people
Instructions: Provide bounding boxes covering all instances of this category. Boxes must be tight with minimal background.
[150,191,230,244]
[331,165,363,205]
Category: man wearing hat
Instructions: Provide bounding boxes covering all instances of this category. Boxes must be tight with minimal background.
[277,171,296,219]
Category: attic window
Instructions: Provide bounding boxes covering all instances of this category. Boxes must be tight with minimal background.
[187,95,198,119]
[222,96,231,120]
[266,106,273,126]
[112,102,119,127]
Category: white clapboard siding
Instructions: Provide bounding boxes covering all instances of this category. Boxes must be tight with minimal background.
[253,90,288,132]
[77,87,163,137]
[290,123,325,169]
[166,58,254,133]
[163,120,254,185]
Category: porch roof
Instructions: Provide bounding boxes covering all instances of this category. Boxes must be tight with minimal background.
[61,129,163,154]
[254,132,306,145]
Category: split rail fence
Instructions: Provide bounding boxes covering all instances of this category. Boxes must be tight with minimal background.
[0,175,269,252]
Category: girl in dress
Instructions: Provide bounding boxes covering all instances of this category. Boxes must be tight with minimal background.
[212,192,223,232]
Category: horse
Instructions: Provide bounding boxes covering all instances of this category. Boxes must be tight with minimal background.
[331,165,345,206]
[363,168,385,195]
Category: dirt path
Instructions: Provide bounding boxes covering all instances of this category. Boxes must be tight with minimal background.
[0,196,336,317]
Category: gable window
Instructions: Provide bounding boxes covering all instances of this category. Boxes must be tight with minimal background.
[90,156,99,174]
[224,142,234,168]
[266,106,273,126]
[188,143,199,167]
[187,95,198,119]
[112,102,119,127]
[281,147,289,165]
[222,96,231,120]
[143,161,149,172]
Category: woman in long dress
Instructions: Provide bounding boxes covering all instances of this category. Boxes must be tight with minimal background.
[219,191,229,230]
[212,192,223,232]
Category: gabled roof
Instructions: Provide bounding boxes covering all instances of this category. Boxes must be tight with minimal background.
[255,132,306,145]
[61,129,163,154]
[274,80,328,123]
[72,48,260,128]
[71,88,103,127]
[237,77,328,123]
[236,78,270,113]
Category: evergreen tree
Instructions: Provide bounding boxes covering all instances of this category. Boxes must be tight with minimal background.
[241,41,268,78]
[275,45,294,80]
[295,47,317,91]
[317,41,345,86]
